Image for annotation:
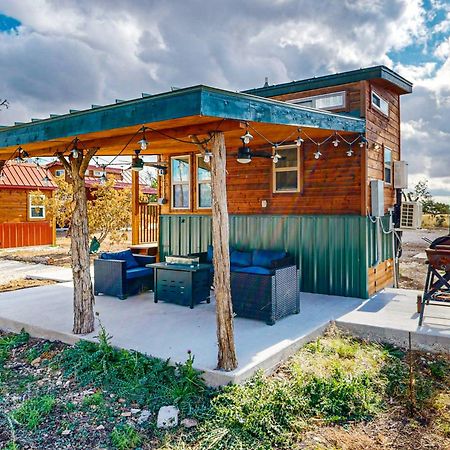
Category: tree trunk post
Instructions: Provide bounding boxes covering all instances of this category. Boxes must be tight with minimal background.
[210,131,238,371]
[131,169,140,245]
[58,147,97,334]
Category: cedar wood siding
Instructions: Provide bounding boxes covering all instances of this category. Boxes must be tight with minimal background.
[0,189,52,223]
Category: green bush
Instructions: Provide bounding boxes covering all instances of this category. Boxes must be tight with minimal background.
[59,326,210,414]
[0,330,29,365]
[111,424,142,450]
[12,395,56,430]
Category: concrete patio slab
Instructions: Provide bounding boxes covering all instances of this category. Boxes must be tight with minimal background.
[0,284,448,385]
[0,259,74,284]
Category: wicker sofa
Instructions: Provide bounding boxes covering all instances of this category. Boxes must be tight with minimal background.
[194,246,300,325]
[94,249,155,300]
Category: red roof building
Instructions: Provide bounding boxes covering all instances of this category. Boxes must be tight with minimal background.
[0,161,56,248]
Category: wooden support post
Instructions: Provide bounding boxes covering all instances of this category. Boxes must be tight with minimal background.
[58,147,97,334]
[131,169,140,245]
[210,131,238,371]
[51,189,57,246]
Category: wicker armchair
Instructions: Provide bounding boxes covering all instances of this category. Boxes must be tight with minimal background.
[94,251,155,300]
[191,247,300,324]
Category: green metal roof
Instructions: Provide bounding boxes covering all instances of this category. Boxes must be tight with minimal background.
[243,65,413,98]
[0,85,365,151]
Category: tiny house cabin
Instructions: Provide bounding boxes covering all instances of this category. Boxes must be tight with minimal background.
[157,66,412,298]
[0,162,57,248]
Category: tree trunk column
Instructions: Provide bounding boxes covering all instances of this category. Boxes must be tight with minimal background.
[58,149,97,335]
[71,166,95,334]
[210,131,238,371]
[131,169,140,245]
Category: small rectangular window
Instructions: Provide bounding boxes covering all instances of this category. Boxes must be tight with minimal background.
[273,145,300,193]
[196,155,212,209]
[55,169,65,177]
[171,155,190,209]
[289,91,346,111]
[372,91,389,116]
[29,194,46,219]
[384,147,392,184]
[93,170,104,177]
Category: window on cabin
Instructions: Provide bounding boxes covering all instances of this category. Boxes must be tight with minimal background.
[273,145,300,193]
[371,90,389,116]
[93,170,104,177]
[55,169,65,177]
[171,155,190,209]
[196,155,211,208]
[28,194,46,219]
[384,147,392,184]
[290,91,346,111]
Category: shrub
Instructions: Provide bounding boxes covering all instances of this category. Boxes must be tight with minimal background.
[111,424,142,450]
[59,326,209,414]
[0,330,29,365]
[12,395,56,430]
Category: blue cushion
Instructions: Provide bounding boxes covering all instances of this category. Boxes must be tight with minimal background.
[230,250,252,267]
[101,249,139,269]
[252,250,286,268]
[207,245,213,263]
[232,265,273,275]
[126,267,153,280]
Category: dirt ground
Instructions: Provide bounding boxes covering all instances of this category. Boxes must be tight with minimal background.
[398,228,448,291]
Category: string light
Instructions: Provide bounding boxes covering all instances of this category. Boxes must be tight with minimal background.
[240,123,253,145]
[332,136,340,147]
[203,150,212,164]
[272,144,281,164]
[346,146,354,157]
[131,149,144,171]
[71,138,80,159]
[314,145,322,160]
[359,136,368,147]
[137,127,148,150]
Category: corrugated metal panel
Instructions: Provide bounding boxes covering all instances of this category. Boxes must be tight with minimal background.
[0,221,53,248]
[367,215,394,267]
[160,214,373,298]
[0,162,57,189]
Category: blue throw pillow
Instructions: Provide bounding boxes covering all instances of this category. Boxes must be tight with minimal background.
[207,245,213,263]
[252,249,286,268]
[230,250,252,267]
[101,249,139,269]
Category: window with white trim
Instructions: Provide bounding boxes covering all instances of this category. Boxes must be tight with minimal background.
[289,91,346,111]
[273,145,300,193]
[28,194,46,219]
[371,90,389,116]
[55,169,65,177]
[171,155,190,209]
[93,170,104,177]
[384,147,392,184]
[196,155,211,208]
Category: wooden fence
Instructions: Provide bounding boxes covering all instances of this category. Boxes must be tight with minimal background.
[139,203,159,243]
[0,222,53,249]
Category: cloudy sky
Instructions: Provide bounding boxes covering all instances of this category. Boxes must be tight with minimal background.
[0,0,449,201]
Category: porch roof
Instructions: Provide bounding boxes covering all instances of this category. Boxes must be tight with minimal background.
[0,85,365,157]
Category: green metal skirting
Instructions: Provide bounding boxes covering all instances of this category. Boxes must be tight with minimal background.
[160,214,394,299]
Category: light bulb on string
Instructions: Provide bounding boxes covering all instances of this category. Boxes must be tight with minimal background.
[359,136,368,148]
[346,146,354,157]
[203,151,212,164]
[314,145,322,160]
[332,137,340,147]
[137,127,148,151]
[272,144,281,164]
[295,128,304,147]
[241,130,253,145]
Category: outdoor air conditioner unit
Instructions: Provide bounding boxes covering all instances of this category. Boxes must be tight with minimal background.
[400,201,422,229]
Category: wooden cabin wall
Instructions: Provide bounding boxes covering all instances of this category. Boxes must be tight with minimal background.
[364,80,400,214]
[0,189,52,223]
[159,140,363,216]
[269,81,365,117]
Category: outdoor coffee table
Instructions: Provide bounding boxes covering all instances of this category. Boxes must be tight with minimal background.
[147,262,211,309]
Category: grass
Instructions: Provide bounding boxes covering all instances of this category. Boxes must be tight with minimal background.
[11,395,56,430]
[110,424,142,450]
[1,326,449,449]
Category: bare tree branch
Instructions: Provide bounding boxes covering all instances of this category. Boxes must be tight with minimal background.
[0,99,9,109]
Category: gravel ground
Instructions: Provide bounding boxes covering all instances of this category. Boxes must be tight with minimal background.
[399,228,449,291]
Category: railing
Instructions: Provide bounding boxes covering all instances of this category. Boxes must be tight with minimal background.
[0,221,53,248]
[139,203,159,243]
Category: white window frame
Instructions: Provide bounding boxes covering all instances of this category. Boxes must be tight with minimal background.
[371,90,389,116]
[273,144,301,193]
[171,155,191,210]
[384,146,392,185]
[93,170,104,177]
[28,194,46,219]
[54,169,65,177]
[289,91,346,111]
[196,154,212,209]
